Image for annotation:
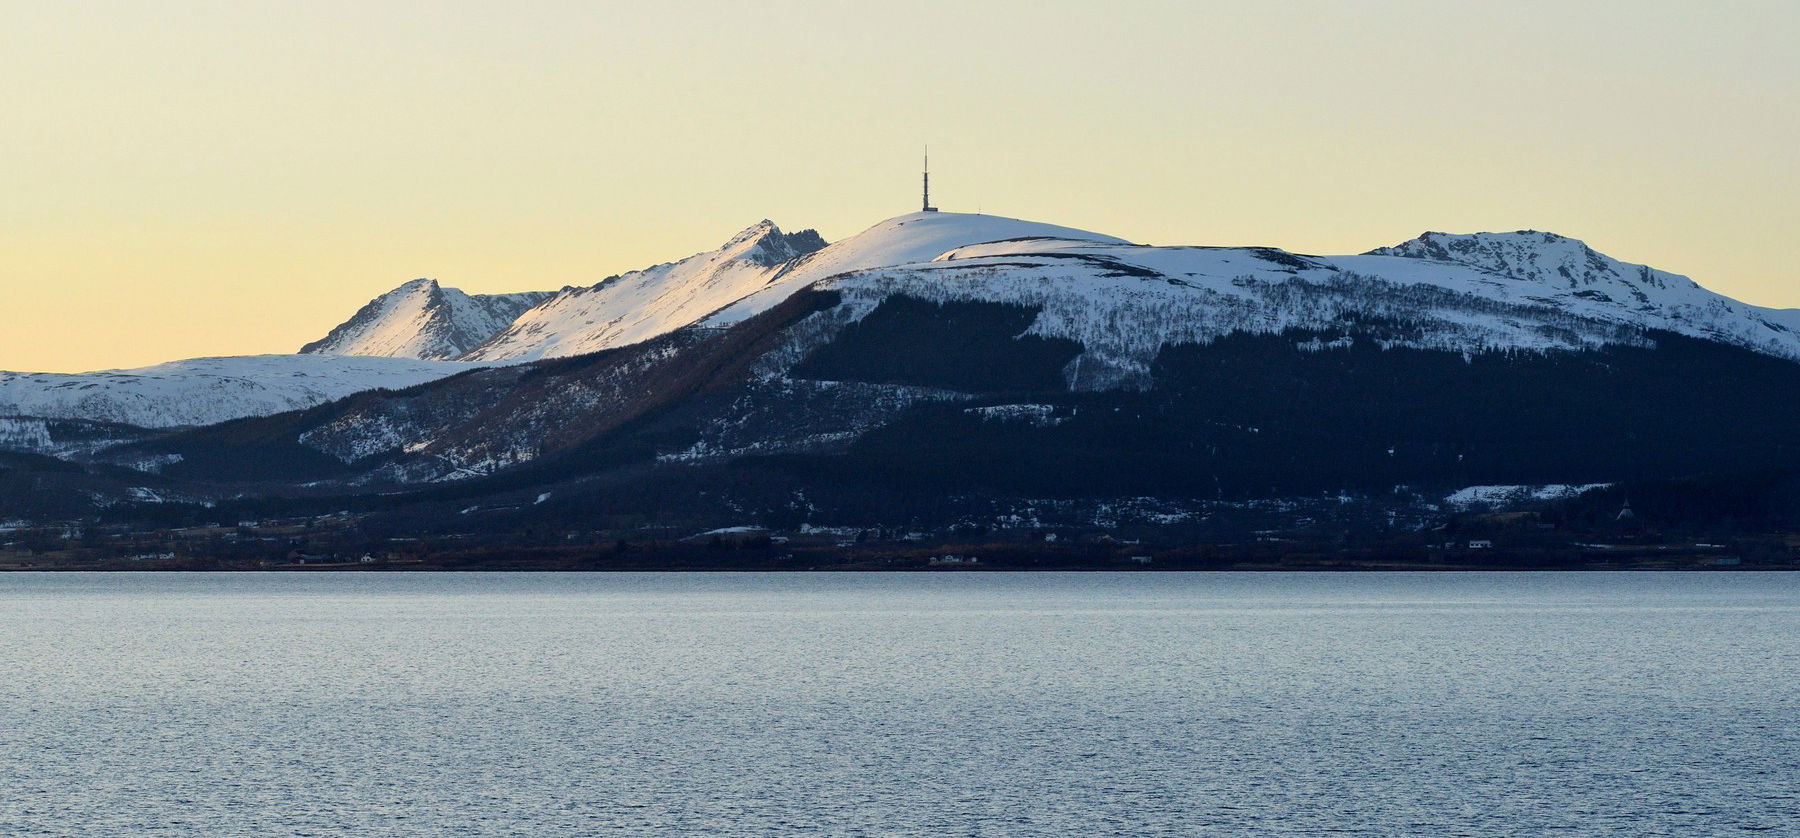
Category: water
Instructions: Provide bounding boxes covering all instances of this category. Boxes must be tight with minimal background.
[0,572,1793,836]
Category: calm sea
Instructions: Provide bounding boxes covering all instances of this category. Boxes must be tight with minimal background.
[0,572,1793,836]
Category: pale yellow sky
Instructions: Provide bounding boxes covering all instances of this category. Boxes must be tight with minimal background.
[4,0,1796,372]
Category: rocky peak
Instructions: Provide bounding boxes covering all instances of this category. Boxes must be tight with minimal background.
[718,220,828,267]
[1368,231,1660,290]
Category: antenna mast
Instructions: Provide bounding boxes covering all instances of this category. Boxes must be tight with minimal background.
[922,146,937,212]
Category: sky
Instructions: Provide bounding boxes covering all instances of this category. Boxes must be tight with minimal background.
[4,0,1796,372]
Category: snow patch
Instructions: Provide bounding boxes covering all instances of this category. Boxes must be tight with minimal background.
[1444,483,1612,509]
[965,404,1068,427]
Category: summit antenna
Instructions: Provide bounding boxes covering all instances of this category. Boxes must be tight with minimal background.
[922,147,937,213]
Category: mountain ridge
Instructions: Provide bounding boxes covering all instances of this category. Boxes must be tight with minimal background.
[5,210,1797,453]
[295,214,1800,371]
[8,210,1800,545]
[299,279,555,360]
[462,220,829,362]
[104,212,1800,489]
[0,354,483,429]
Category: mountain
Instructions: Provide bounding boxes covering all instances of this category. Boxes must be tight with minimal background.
[461,214,1123,362]
[0,355,481,429]
[461,221,826,362]
[300,279,555,360]
[1365,230,1800,360]
[103,213,1800,532]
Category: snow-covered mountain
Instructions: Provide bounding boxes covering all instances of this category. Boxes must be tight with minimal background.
[38,207,1797,545]
[461,214,1124,362]
[131,210,1800,489]
[460,222,826,362]
[428,212,1799,372]
[781,217,1800,388]
[693,212,1131,329]
[1362,230,1800,360]
[300,279,555,360]
[18,209,1800,483]
[0,355,481,428]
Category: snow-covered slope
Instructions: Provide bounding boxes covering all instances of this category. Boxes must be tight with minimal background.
[463,222,827,362]
[698,212,1131,329]
[1358,231,1800,359]
[0,355,481,428]
[793,226,1800,389]
[0,416,157,459]
[462,213,1126,362]
[301,279,554,360]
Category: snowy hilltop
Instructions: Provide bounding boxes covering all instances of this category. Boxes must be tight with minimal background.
[461,221,828,362]
[1364,230,1800,359]
[299,279,554,360]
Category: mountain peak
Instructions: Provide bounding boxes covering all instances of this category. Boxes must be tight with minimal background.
[721,219,777,243]
[716,219,827,267]
[1373,230,1591,256]
[1365,230,1638,290]
[300,279,555,360]
[463,219,826,363]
